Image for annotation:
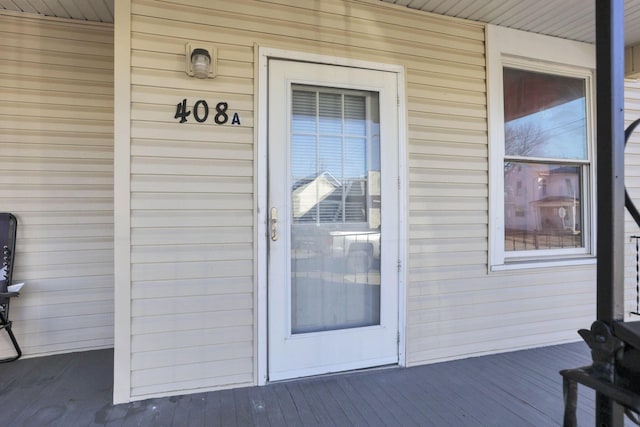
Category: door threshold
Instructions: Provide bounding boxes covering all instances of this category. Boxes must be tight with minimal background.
[267,363,400,385]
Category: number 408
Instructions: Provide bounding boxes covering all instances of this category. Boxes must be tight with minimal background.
[174,98,241,125]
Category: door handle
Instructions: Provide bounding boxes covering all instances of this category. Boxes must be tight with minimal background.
[270,207,278,241]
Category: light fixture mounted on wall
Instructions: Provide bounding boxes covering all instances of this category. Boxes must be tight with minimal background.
[185,42,216,79]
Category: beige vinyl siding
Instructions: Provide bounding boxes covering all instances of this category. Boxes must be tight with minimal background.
[625,79,640,319]
[127,0,595,399]
[0,12,114,357]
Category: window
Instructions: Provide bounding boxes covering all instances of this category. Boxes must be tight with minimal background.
[487,25,596,270]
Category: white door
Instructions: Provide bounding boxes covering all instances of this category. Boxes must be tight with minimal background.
[268,59,400,381]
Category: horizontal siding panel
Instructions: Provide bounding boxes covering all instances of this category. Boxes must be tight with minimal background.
[131,157,252,177]
[0,185,112,199]
[409,237,487,254]
[11,299,113,322]
[13,288,113,308]
[0,15,113,44]
[409,223,487,239]
[409,267,596,296]
[131,122,252,143]
[131,260,253,282]
[409,211,488,226]
[0,129,112,146]
[408,293,594,326]
[410,69,485,93]
[408,250,486,267]
[0,116,113,134]
[131,357,253,388]
[407,82,486,105]
[1,102,112,121]
[0,171,112,186]
[130,193,252,211]
[131,243,252,263]
[409,127,487,145]
[132,293,252,317]
[131,68,252,95]
[131,226,252,245]
[15,313,113,335]
[1,198,112,212]
[18,249,113,267]
[0,158,112,173]
[0,59,113,83]
[131,175,252,194]
[2,87,113,108]
[1,45,112,70]
[409,141,487,158]
[0,73,113,95]
[132,86,253,111]
[408,97,487,118]
[0,143,112,160]
[17,237,113,253]
[131,139,252,159]
[131,341,252,370]
[408,111,486,132]
[409,197,487,212]
[0,30,113,56]
[409,182,488,198]
[131,277,253,299]
[130,210,252,228]
[132,309,253,335]
[15,262,113,281]
[132,325,253,352]
[409,169,487,185]
[408,155,487,171]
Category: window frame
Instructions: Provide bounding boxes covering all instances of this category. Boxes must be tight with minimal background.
[487,25,597,271]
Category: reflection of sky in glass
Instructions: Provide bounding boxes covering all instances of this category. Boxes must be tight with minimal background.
[505,98,587,160]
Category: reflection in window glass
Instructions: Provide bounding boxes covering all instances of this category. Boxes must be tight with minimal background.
[503,68,587,160]
[502,68,588,252]
[290,85,382,334]
[504,162,582,250]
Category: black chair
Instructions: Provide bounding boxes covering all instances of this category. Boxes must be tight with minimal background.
[0,213,21,362]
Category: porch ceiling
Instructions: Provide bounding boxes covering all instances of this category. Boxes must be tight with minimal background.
[380,0,640,47]
[0,0,113,23]
[2,1,640,46]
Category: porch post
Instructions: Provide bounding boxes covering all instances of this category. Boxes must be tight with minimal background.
[595,0,625,425]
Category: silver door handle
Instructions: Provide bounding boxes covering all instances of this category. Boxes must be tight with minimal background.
[270,207,278,241]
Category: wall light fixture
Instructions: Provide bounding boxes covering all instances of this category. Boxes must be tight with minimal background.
[185,43,216,79]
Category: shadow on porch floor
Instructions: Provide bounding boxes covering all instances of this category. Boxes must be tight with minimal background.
[0,342,619,426]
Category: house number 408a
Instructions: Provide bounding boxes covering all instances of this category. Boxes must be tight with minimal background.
[174,99,241,125]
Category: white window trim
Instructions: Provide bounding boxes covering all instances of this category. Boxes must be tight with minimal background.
[486,24,597,271]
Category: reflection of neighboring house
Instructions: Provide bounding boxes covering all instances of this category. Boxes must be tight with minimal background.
[505,165,580,234]
[531,196,580,234]
[292,172,341,219]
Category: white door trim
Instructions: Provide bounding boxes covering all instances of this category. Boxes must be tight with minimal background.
[256,47,407,385]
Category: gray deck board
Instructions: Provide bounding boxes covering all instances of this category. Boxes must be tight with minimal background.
[1,341,636,426]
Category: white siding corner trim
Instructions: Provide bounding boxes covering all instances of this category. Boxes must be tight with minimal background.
[113,0,132,405]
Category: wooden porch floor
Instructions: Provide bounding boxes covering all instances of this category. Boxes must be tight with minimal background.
[0,342,624,426]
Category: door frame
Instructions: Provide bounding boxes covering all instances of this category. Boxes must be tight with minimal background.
[256,47,408,385]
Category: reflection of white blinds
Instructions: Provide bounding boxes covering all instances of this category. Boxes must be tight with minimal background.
[291,86,371,223]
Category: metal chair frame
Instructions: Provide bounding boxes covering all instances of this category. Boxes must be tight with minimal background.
[0,213,21,362]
